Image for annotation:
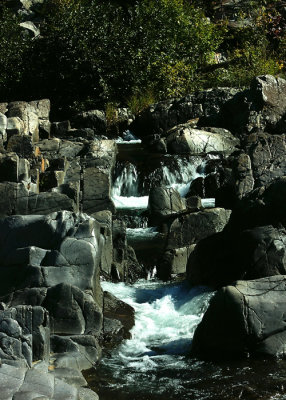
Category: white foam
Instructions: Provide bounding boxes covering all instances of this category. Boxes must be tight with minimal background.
[101,280,214,371]
[112,194,149,210]
[201,198,216,208]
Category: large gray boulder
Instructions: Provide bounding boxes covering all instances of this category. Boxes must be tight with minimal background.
[167,208,231,249]
[130,88,240,137]
[148,186,185,226]
[208,75,286,135]
[245,132,286,187]
[166,125,239,156]
[187,225,286,288]
[192,276,286,359]
[0,212,102,299]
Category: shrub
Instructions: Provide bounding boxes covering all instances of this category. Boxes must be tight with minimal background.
[0,7,30,99]
[27,0,224,115]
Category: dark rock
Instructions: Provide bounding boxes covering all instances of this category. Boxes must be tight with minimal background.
[148,186,185,226]
[206,75,286,135]
[167,208,231,249]
[245,132,286,187]
[130,88,240,137]
[103,291,135,332]
[43,283,102,335]
[0,152,19,182]
[187,225,286,288]
[192,276,286,359]
[157,245,196,280]
[7,135,34,159]
[142,134,167,153]
[51,121,71,137]
[0,305,50,365]
[72,110,106,134]
[185,196,202,210]
[92,210,113,277]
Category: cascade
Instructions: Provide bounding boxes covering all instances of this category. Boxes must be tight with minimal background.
[112,155,211,211]
[95,280,214,399]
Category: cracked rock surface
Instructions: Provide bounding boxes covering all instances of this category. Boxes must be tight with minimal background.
[192,276,286,359]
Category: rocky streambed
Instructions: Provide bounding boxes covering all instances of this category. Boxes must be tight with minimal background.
[2,75,286,399]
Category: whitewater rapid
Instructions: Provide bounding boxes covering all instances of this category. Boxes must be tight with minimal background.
[101,280,214,372]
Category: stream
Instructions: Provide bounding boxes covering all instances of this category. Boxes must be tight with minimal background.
[86,144,286,400]
[87,279,286,400]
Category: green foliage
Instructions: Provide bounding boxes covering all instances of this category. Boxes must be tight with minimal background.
[0,0,285,116]
[127,90,156,115]
[26,0,224,114]
[0,7,30,98]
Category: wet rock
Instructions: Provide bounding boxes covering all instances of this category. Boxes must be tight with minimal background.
[157,245,196,280]
[167,208,231,249]
[103,291,135,332]
[192,276,286,359]
[187,225,286,288]
[148,186,185,226]
[166,124,239,156]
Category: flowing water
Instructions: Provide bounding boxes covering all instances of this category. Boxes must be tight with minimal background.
[112,155,213,210]
[86,279,286,400]
[96,151,286,400]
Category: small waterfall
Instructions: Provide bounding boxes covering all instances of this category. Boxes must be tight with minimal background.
[162,156,207,197]
[112,155,218,210]
[113,162,139,197]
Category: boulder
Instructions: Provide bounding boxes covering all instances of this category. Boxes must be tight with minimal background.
[8,102,39,142]
[7,117,25,137]
[245,132,286,187]
[92,210,113,276]
[43,283,102,336]
[0,113,7,142]
[156,245,196,280]
[130,88,240,136]
[148,186,185,226]
[103,291,135,332]
[192,276,286,359]
[166,125,239,156]
[72,110,107,134]
[7,135,34,158]
[227,177,286,232]
[0,305,50,365]
[0,152,19,182]
[0,212,102,299]
[206,75,286,135]
[187,225,286,288]
[82,167,115,214]
[167,208,231,249]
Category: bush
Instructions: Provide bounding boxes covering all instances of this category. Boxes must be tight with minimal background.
[26,0,224,115]
[0,7,30,99]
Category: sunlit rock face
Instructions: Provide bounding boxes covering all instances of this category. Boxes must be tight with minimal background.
[192,276,286,359]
